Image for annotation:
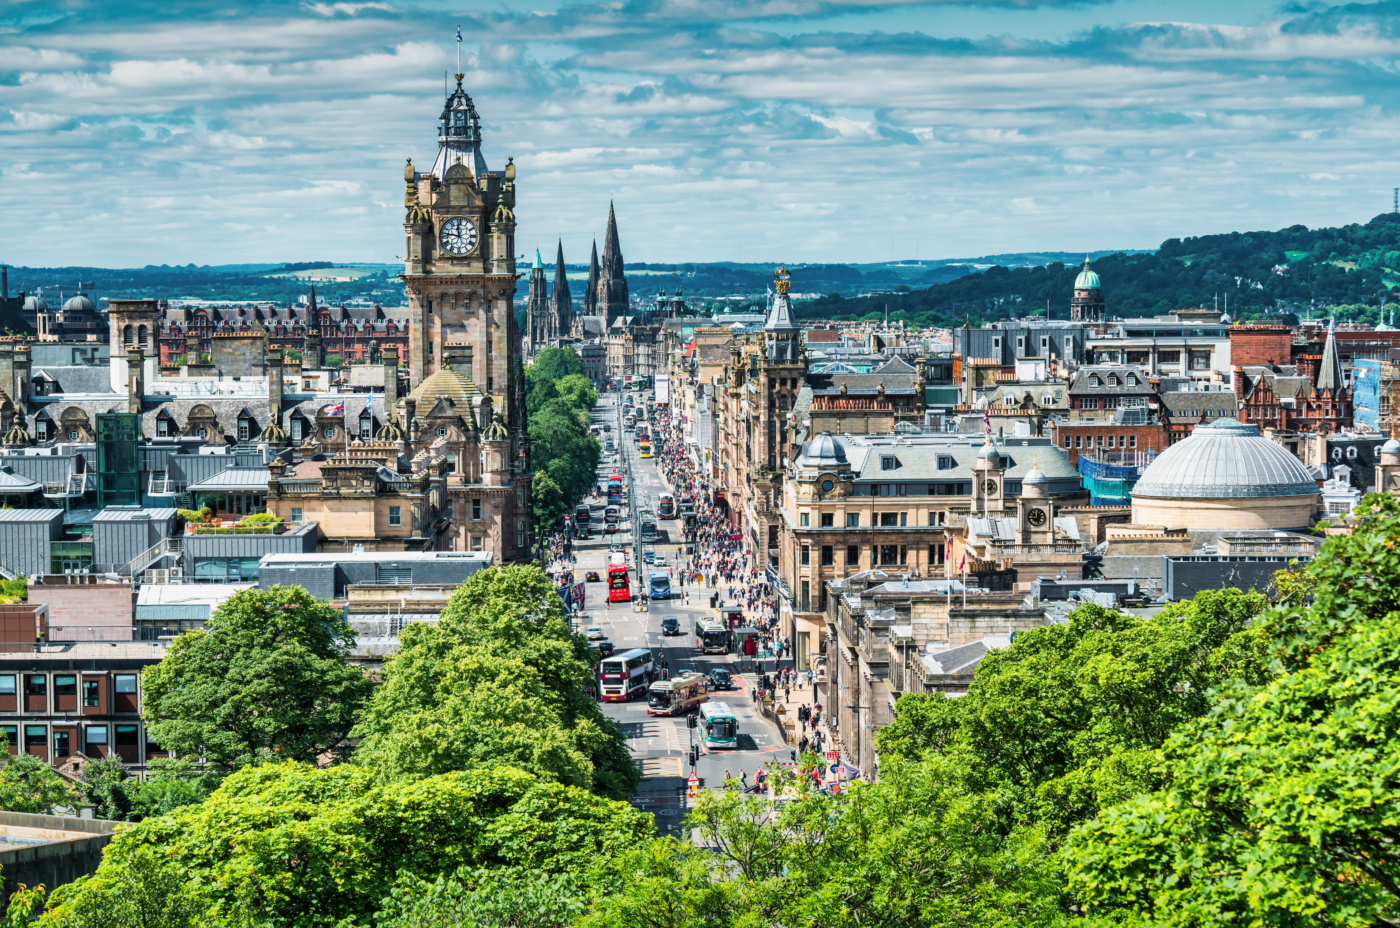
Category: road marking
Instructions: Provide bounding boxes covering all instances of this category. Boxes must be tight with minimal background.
[638,756,684,777]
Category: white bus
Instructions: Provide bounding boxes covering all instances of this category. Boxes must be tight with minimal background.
[699,701,738,748]
[599,648,654,703]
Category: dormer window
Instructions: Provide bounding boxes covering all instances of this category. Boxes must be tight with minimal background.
[1089,374,1100,387]
[881,455,897,471]
[1127,375,1138,386]
[937,455,955,470]
[360,415,372,440]
[1108,375,1119,387]
[237,419,250,442]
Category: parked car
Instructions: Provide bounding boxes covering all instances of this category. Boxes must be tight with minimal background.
[660,616,681,636]
[585,571,601,582]
[708,668,735,690]
[586,626,605,641]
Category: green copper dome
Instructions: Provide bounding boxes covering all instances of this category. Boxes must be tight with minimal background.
[1074,257,1100,289]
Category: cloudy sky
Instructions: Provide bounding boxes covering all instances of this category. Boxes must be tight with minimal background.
[3,0,1400,268]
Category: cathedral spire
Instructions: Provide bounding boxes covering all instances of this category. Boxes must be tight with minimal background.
[596,202,630,324]
[552,240,572,337]
[584,239,599,316]
[1318,317,1343,393]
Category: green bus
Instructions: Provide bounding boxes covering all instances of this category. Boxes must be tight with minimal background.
[699,700,738,749]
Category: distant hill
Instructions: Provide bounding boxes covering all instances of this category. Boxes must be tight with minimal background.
[801,213,1400,325]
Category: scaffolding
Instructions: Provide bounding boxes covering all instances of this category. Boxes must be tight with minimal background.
[1078,450,1157,507]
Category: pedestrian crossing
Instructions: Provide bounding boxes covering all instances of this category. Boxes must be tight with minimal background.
[638,755,683,777]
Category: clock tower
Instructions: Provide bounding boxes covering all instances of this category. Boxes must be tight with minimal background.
[397,70,532,563]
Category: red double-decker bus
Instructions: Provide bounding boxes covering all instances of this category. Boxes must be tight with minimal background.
[608,562,631,602]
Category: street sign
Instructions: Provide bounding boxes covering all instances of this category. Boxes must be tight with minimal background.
[825,751,840,762]
[687,771,699,785]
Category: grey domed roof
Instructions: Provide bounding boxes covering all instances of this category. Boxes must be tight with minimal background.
[22,294,47,313]
[62,294,95,313]
[1383,438,1400,454]
[1132,418,1318,500]
[808,431,848,467]
[976,443,1000,460]
[1024,467,1048,484]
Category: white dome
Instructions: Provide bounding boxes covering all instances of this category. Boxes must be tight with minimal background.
[1133,418,1317,500]
[1382,438,1400,455]
[1024,467,1048,485]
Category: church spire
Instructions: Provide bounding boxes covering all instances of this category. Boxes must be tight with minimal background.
[584,239,599,316]
[552,240,572,336]
[1318,317,1343,393]
[596,202,629,324]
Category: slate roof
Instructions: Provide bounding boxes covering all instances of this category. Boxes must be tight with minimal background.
[1069,365,1154,395]
[33,367,115,395]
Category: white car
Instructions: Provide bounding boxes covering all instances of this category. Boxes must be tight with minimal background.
[653,555,668,566]
[586,626,606,641]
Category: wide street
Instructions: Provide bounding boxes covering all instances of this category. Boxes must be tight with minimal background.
[571,391,794,834]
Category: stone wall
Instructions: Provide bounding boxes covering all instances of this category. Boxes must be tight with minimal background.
[0,812,120,899]
[210,334,265,379]
[29,582,133,642]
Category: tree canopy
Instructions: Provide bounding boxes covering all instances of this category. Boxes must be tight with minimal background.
[352,565,639,800]
[141,585,373,769]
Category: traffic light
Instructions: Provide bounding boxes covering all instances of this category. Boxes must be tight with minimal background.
[687,713,697,729]
[689,746,698,767]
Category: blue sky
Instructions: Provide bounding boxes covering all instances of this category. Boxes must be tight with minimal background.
[3,0,1400,268]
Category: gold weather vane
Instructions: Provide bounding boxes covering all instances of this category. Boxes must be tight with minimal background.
[774,266,791,295]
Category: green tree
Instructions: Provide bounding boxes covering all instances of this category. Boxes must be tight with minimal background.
[39,845,200,928]
[1066,494,1400,928]
[374,867,586,928]
[141,586,373,769]
[531,471,569,537]
[585,755,1060,928]
[41,763,650,928]
[352,566,639,800]
[528,347,584,385]
[882,590,1270,836]
[554,374,599,414]
[529,399,601,505]
[0,754,74,814]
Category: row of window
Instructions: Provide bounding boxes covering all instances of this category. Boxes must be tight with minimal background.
[0,673,137,700]
[800,542,947,568]
[801,509,962,528]
[2,721,159,763]
[1063,433,1141,450]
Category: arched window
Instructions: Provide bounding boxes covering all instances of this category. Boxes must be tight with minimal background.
[138,325,148,349]
[123,325,134,345]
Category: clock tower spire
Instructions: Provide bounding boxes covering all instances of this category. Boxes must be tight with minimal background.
[396,63,531,564]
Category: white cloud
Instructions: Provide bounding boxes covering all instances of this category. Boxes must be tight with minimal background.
[2,1,1400,266]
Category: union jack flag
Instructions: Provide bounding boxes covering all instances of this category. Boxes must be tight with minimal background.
[322,401,345,416]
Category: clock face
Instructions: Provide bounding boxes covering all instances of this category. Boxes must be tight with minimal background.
[982,479,998,496]
[439,217,478,256]
[1027,508,1047,527]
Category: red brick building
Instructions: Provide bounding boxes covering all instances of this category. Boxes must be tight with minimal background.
[1232,322,1352,434]
[1051,419,1168,465]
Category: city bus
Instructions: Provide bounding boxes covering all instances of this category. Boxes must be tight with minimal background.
[695,617,730,653]
[699,701,738,749]
[658,493,676,519]
[608,561,631,602]
[649,572,671,600]
[599,648,654,702]
[574,505,591,529]
[607,475,623,505]
[639,440,652,459]
[647,672,709,717]
[640,518,657,541]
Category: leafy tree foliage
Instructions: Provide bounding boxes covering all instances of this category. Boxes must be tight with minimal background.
[141,586,373,769]
[81,755,222,822]
[528,347,584,385]
[1066,495,1400,927]
[585,756,1060,928]
[531,470,570,534]
[878,590,1271,836]
[35,762,650,928]
[0,753,74,814]
[352,565,639,800]
[530,399,601,509]
[374,867,586,928]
